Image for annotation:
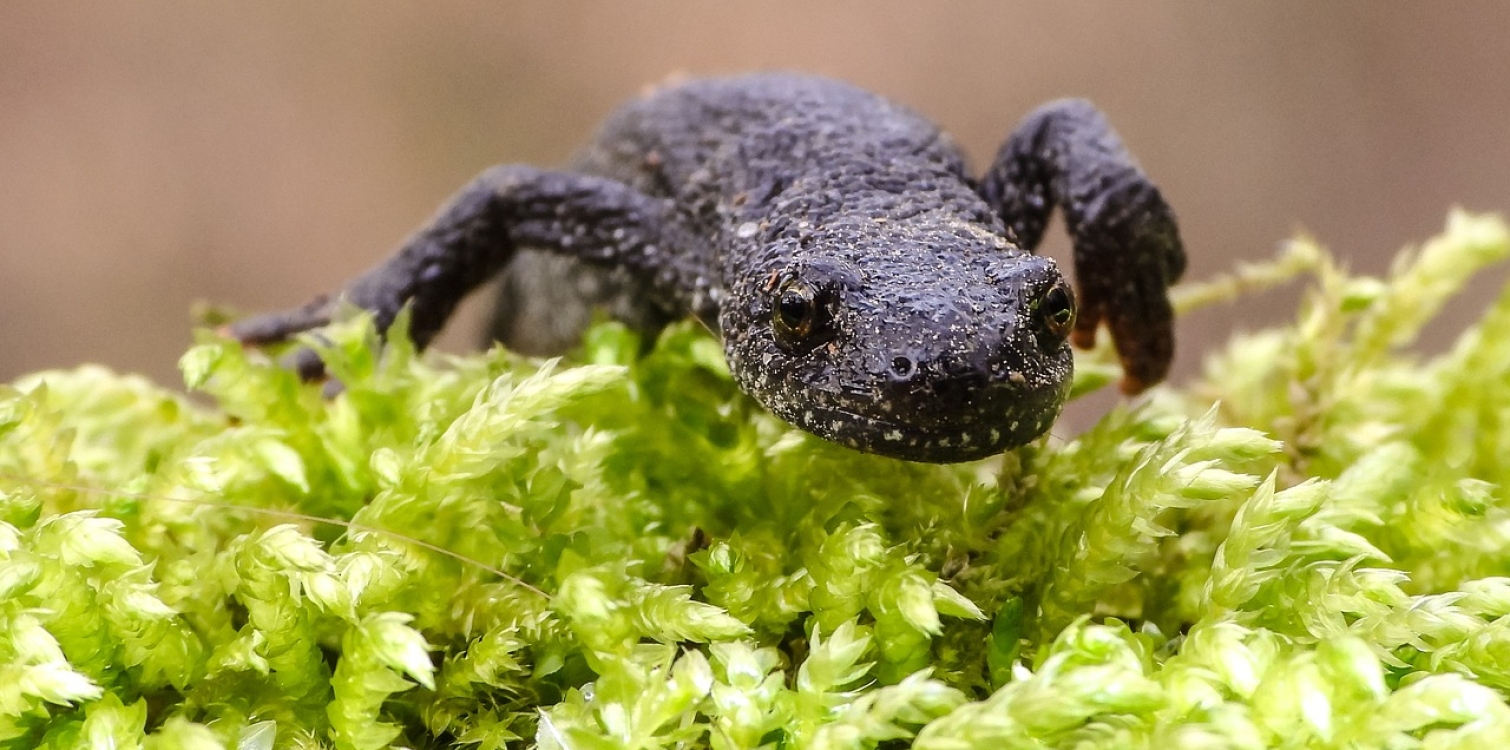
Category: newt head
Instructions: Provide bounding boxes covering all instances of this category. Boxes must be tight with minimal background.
[721,223,1075,463]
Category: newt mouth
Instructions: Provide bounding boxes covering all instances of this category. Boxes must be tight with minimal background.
[790,389,1062,463]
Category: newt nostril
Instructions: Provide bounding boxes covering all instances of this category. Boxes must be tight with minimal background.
[890,355,915,380]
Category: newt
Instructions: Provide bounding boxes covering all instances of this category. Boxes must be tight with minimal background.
[230,73,1185,462]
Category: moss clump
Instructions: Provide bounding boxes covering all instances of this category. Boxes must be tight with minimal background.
[2,211,1510,749]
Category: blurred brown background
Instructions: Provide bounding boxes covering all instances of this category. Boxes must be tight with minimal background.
[3,2,1508,388]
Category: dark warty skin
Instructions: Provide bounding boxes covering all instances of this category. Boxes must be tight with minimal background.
[230,73,1186,463]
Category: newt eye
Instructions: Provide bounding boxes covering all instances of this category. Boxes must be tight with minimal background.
[772,278,832,349]
[1035,280,1076,342]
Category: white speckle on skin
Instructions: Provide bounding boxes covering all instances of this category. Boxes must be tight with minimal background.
[885,429,903,442]
[736,222,760,239]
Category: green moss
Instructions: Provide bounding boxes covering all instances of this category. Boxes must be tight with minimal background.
[3,211,1510,748]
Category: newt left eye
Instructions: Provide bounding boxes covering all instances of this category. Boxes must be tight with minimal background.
[1035,281,1076,341]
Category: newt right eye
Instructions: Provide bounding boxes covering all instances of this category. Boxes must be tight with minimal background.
[772,279,833,350]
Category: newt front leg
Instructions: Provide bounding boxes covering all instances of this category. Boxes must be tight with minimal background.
[228,165,681,374]
[979,99,1187,393]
